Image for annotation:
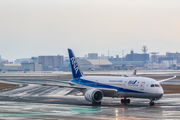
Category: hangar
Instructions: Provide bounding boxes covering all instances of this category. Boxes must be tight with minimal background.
[78,59,112,71]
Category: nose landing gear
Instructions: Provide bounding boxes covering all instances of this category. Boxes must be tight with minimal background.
[150,101,154,106]
[149,98,155,106]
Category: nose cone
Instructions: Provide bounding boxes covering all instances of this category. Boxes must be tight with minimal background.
[156,87,164,99]
[157,87,164,94]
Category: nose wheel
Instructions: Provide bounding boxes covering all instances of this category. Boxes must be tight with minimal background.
[149,98,155,106]
[121,99,130,104]
[150,101,154,106]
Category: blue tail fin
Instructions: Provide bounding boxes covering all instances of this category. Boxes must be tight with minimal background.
[68,49,83,78]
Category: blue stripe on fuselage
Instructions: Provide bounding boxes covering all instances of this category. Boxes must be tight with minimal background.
[70,78,145,93]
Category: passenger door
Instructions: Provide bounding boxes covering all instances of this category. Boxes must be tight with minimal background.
[123,81,127,89]
[140,82,145,90]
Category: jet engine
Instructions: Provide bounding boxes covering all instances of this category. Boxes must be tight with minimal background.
[84,88,103,103]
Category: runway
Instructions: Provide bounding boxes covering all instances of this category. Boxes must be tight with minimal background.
[0,82,180,119]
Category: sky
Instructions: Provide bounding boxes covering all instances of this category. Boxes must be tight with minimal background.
[0,0,180,61]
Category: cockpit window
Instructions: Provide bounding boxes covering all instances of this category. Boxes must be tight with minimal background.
[155,84,160,87]
[151,84,160,87]
[151,84,154,87]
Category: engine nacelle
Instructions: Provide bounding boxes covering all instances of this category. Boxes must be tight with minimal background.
[84,88,103,103]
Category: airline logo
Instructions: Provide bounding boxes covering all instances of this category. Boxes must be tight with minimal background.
[71,57,79,74]
[128,80,139,85]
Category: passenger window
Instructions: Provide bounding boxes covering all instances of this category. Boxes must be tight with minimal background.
[151,84,154,87]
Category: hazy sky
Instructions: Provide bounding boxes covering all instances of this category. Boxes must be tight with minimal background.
[0,0,180,61]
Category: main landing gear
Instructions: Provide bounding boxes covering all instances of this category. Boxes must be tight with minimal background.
[121,98,130,104]
[92,102,101,105]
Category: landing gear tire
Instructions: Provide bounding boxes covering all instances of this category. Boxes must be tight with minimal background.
[127,99,130,103]
[150,102,154,106]
[121,99,124,103]
[92,102,101,105]
[121,99,130,104]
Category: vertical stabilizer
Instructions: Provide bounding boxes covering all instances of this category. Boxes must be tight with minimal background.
[68,49,83,78]
[131,70,137,77]
[133,70,137,76]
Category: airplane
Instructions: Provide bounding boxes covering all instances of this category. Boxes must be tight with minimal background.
[1,49,176,106]
[66,49,176,106]
[118,70,137,77]
[132,70,137,76]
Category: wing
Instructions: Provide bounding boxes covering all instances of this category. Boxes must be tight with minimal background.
[158,76,176,83]
[0,79,86,90]
[0,79,118,97]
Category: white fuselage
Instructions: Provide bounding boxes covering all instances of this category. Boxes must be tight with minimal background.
[71,76,164,100]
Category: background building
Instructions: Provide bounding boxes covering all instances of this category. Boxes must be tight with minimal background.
[0,64,22,72]
[21,61,42,72]
[88,53,98,59]
[125,51,149,62]
[158,57,173,63]
[109,50,149,67]
[166,52,180,65]
[38,55,64,71]
[77,59,112,71]
[14,58,32,64]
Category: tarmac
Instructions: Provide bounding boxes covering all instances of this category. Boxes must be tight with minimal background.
[0,71,180,120]
[0,82,180,119]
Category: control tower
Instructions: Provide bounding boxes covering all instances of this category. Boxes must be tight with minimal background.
[142,46,148,54]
